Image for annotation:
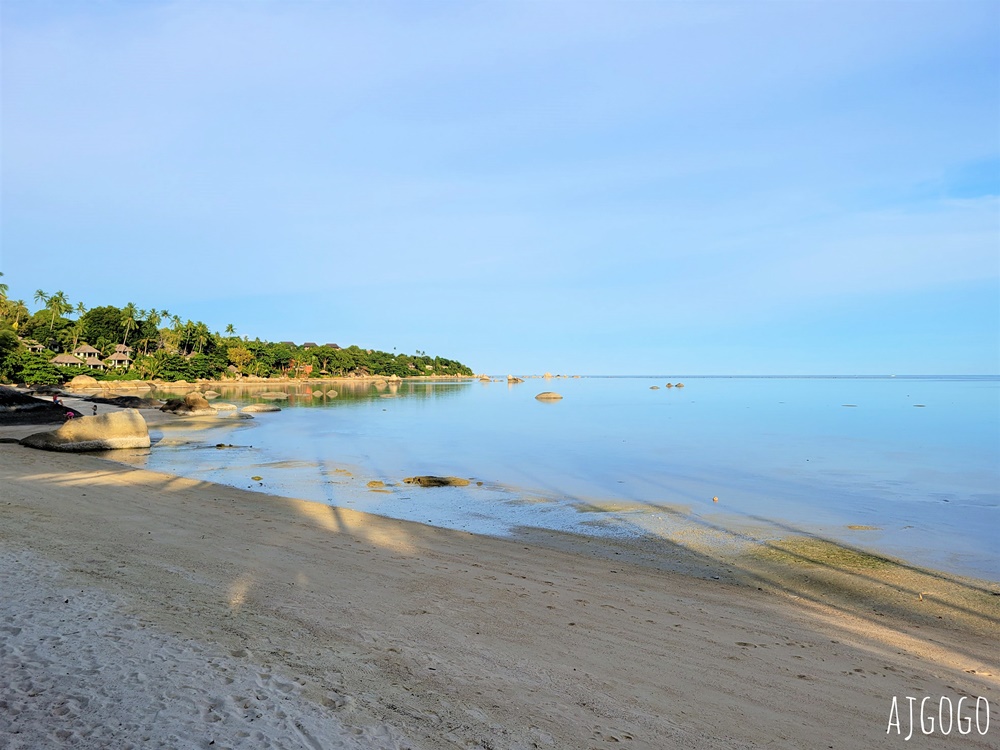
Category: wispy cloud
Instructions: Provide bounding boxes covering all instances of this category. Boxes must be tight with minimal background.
[2,0,997,373]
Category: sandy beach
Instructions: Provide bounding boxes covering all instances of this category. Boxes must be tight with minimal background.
[1,404,997,749]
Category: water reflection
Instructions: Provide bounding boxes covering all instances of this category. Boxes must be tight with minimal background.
[131,376,998,580]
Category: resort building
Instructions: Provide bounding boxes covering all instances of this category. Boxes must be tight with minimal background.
[21,339,45,353]
[51,353,85,368]
[105,351,131,369]
[72,343,105,370]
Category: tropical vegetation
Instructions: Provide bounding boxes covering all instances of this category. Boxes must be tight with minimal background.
[0,277,473,384]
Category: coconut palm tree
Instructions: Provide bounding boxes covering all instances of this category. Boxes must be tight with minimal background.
[120,302,139,348]
[0,272,8,301]
[145,309,163,353]
[225,323,236,338]
[71,302,87,349]
[7,299,28,330]
[194,321,210,354]
[33,289,48,313]
[46,291,71,332]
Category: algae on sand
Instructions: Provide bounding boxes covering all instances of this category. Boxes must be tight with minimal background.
[756,536,894,570]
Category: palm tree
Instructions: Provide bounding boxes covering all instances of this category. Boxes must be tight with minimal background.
[33,289,48,314]
[71,302,87,349]
[120,302,138,348]
[146,309,163,353]
[225,323,236,338]
[0,271,8,301]
[179,320,195,355]
[8,299,28,330]
[46,291,70,332]
[194,322,210,354]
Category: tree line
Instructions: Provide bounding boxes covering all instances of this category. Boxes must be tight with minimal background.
[0,278,473,384]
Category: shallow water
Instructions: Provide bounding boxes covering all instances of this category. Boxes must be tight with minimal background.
[126,376,999,580]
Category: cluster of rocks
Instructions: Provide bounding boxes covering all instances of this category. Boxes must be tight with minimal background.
[159,392,266,419]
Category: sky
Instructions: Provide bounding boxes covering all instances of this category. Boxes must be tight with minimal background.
[1,0,998,375]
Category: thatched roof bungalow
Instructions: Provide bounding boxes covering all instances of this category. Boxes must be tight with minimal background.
[51,354,85,367]
[105,352,131,368]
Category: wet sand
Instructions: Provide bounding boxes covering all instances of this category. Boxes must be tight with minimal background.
[0,411,997,749]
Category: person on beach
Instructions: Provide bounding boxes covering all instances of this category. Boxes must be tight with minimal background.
[65,411,75,420]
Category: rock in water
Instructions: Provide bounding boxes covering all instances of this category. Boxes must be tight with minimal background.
[242,404,281,413]
[403,476,471,487]
[535,392,563,401]
[20,409,151,452]
[160,392,216,415]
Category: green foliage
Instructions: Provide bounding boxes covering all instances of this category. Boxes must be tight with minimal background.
[19,310,73,347]
[16,352,63,385]
[81,306,125,349]
[227,344,254,373]
[4,286,474,381]
[0,324,21,383]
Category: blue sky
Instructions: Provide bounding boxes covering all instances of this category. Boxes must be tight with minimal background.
[1,0,997,375]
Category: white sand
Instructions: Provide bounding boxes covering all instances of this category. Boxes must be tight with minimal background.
[0,548,409,750]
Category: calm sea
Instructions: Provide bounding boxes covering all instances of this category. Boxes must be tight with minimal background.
[126,376,999,581]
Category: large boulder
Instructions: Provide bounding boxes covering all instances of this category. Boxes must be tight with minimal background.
[67,374,101,390]
[160,391,216,415]
[535,392,563,401]
[86,395,164,409]
[20,409,150,452]
[0,386,82,425]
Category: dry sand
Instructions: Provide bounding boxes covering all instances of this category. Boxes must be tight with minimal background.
[0,410,997,749]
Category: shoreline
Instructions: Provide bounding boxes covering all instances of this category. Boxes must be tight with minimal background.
[1,417,998,748]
